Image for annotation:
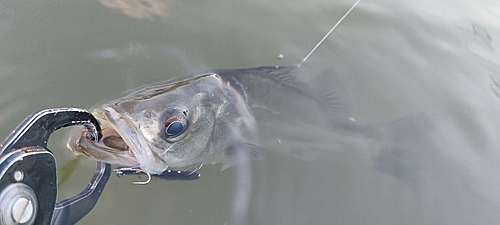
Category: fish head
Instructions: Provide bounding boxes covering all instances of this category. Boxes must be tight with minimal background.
[71,73,258,174]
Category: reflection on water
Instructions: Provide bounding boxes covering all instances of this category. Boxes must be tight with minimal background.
[1,0,500,224]
[99,0,170,20]
[90,42,151,61]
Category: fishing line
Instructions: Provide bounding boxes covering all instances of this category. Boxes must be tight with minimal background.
[298,0,361,67]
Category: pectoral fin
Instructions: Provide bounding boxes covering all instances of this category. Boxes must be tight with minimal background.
[222,142,263,171]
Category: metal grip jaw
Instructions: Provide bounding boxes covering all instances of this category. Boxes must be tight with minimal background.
[0,108,110,225]
[0,147,56,225]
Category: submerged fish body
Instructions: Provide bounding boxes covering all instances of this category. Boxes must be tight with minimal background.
[72,66,344,174]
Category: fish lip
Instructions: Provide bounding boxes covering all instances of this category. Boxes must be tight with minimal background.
[75,105,148,166]
[73,106,141,168]
[95,105,168,174]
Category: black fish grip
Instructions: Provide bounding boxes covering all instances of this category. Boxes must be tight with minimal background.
[0,108,110,225]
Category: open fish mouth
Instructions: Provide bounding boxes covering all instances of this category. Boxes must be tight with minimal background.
[72,108,142,168]
[74,106,170,174]
[74,126,140,168]
[100,128,129,151]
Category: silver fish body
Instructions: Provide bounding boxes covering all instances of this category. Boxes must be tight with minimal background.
[71,66,346,174]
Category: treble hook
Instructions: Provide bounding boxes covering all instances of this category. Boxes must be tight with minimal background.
[133,172,151,185]
[185,163,203,175]
[114,167,152,185]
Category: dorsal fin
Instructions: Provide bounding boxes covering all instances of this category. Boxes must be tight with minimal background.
[308,69,351,123]
[259,66,352,123]
[265,66,303,89]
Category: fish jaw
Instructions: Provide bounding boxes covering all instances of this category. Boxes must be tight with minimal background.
[73,106,169,174]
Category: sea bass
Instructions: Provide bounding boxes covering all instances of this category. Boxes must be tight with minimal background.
[71,66,346,174]
[70,1,375,176]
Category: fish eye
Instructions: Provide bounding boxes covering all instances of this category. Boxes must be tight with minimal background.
[162,108,190,142]
[166,121,185,136]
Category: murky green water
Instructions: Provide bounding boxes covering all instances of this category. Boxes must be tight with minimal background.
[1,0,500,224]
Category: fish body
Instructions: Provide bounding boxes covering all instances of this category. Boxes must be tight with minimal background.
[72,66,342,174]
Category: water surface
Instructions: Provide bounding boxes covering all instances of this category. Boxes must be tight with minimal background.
[1,0,500,224]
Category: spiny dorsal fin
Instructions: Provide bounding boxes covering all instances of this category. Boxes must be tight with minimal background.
[257,66,310,93]
[309,69,352,123]
[256,66,351,123]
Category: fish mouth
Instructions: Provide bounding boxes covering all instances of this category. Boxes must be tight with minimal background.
[74,126,139,167]
[73,106,143,169]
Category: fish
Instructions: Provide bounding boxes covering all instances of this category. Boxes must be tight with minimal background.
[70,0,426,182]
[70,66,350,175]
